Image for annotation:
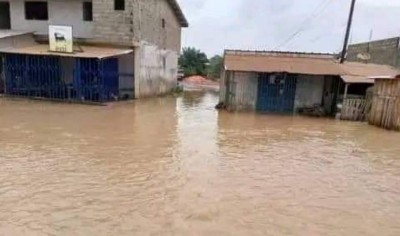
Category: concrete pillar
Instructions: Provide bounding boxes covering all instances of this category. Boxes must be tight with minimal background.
[134,45,141,99]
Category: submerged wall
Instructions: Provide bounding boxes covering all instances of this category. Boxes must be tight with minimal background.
[219,70,227,104]
[294,75,324,111]
[135,41,178,98]
[0,33,37,93]
[223,71,258,111]
[369,79,400,130]
[118,52,135,99]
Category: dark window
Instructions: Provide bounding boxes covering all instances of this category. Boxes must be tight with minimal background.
[162,19,166,29]
[0,2,11,29]
[25,1,48,20]
[114,0,125,10]
[83,2,93,21]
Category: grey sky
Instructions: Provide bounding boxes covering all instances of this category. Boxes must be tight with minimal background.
[178,0,400,56]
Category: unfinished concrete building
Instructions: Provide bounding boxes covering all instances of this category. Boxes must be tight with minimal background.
[0,0,188,102]
[347,37,400,69]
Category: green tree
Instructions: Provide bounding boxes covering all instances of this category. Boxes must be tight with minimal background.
[207,55,223,80]
[179,47,209,77]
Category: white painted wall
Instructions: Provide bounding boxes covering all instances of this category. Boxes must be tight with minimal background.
[294,75,325,111]
[10,0,93,38]
[135,41,178,98]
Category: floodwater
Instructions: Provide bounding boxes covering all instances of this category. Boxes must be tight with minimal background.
[1,92,400,236]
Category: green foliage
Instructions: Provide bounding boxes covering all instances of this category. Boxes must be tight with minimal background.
[207,55,223,80]
[179,47,209,77]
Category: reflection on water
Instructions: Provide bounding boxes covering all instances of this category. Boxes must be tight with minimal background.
[1,92,400,235]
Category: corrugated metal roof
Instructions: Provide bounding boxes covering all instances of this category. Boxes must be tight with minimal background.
[225,50,336,59]
[368,75,400,80]
[340,62,399,78]
[166,0,189,27]
[224,51,400,83]
[341,75,374,84]
[0,30,33,39]
[340,62,400,83]
[224,53,345,75]
[0,44,133,59]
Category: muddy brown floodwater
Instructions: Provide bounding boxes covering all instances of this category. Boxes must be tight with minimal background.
[1,92,400,236]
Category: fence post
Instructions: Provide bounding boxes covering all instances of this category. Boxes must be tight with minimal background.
[344,83,349,99]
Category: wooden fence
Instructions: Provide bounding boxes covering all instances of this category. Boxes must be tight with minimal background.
[369,79,400,130]
[341,98,371,121]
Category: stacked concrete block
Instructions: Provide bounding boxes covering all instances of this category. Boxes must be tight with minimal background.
[347,37,400,69]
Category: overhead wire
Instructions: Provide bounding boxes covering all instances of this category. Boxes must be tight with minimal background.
[274,0,332,50]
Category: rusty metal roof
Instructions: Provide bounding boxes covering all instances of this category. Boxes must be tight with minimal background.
[224,51,400,83]
[0,44,133,59]
[166,0,189,27]
[340,62,400,83]
[368,75,400,80]
[224,52,344,75]
[341,75,374,84]
[224,50,336,59]
[0,30,33,39]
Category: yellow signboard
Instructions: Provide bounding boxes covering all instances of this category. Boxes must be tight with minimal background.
[49,25,73,53]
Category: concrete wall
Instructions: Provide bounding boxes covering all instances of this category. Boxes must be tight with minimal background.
[92,0,182,50]
[91,0,133,45]
[118,52,135,99]
[131,0,182,52]
[8,0,183,51]
[6,0,184,99]
[134,41,178,98]
[347,37,400,69]
[10,0,94,38]
[294,75,324,111]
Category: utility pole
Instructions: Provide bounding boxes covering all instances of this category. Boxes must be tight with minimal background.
[340,0,357,64]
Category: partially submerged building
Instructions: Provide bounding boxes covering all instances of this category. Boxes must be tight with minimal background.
[369,75,400,131]
[220,50,399,117]
[0,0,188,103]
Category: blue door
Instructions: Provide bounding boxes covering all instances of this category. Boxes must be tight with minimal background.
[74,58,99,101]
[100,57,119,101]
[257,73,297,113]
[73,57,119,102]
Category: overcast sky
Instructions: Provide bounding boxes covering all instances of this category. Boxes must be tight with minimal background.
[178,0,400,56]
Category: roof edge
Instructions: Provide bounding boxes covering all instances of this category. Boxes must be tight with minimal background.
[349,36,400,47]
[225,49,337,60]
[166,0,189,27]
[368,75,400,80]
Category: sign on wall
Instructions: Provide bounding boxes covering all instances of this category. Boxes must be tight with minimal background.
[49,25,73,53]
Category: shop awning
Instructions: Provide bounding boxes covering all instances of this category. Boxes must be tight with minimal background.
[341,75,374,84]
[0,44,133,59]
[339,62,399,84]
